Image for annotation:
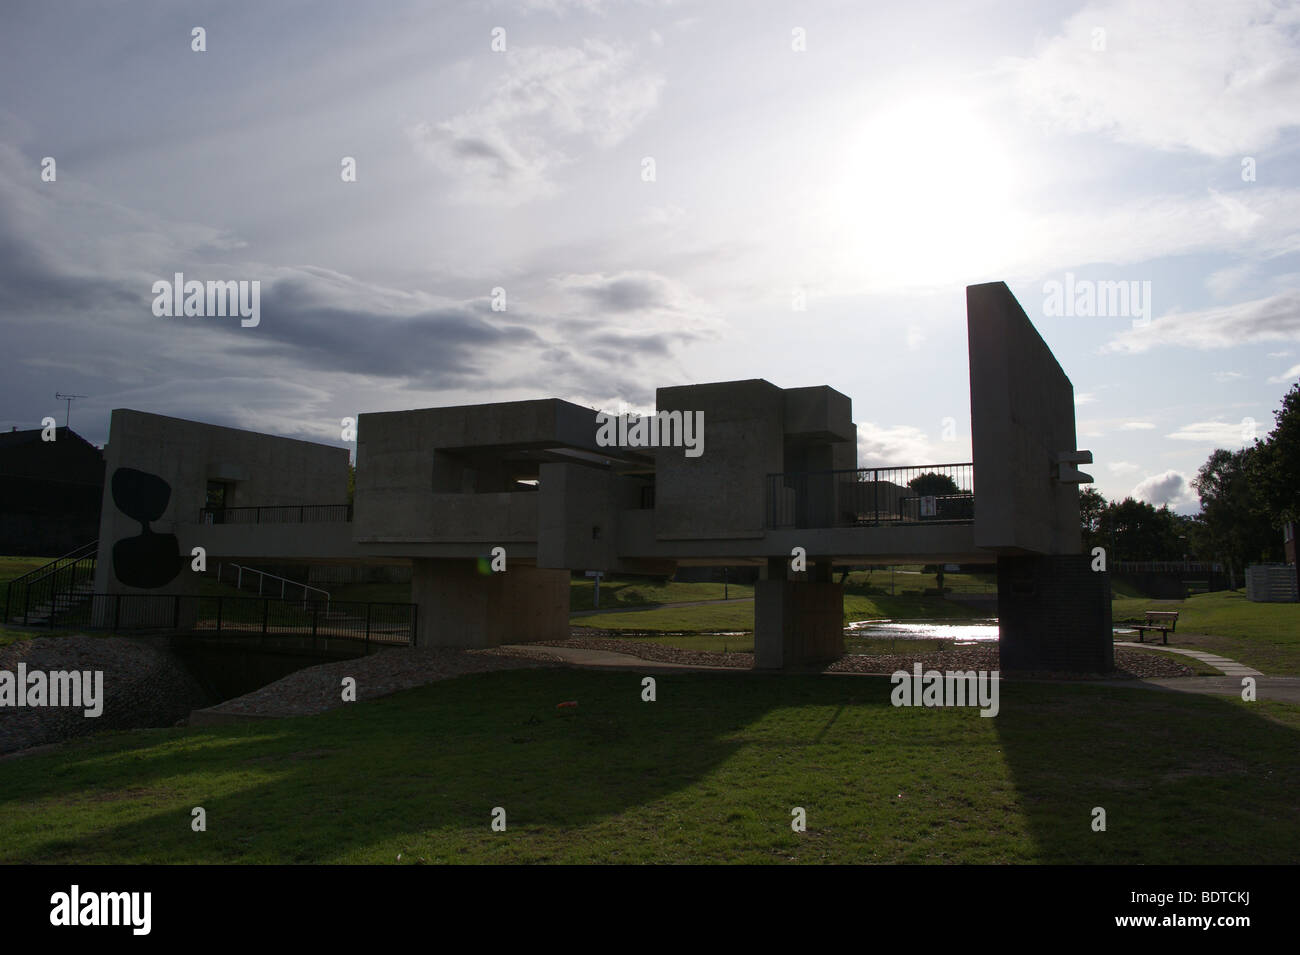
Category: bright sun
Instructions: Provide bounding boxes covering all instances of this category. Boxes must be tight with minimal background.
[827,95,1024,289]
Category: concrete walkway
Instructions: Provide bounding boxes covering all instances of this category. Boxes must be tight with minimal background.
[1114,640,1263,677]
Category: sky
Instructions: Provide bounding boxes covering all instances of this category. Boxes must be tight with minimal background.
[2,0,1298,515]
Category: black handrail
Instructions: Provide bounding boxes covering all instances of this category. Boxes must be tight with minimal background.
[5,541,98,627]
[198,503,353,524]
[57,593,416,648]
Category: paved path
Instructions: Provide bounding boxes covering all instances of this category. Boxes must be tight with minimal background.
[1114,640,1262,677]
[1107,676,1300,704]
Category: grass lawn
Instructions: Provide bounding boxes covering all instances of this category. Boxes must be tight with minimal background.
[329,577,760,612]
[1114,590,1300,675]
[0,668,1295,864]
[571,592,982,632]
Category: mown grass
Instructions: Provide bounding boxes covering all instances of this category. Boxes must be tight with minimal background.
[571,592,982,632]
[0,668,1295,864]
[1113,590,1300,675]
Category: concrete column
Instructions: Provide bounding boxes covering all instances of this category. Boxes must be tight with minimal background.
[411,559,569,648]
[997,554,1112,672]
[755,557,845,670]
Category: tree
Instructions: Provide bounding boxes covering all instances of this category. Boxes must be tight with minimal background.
[1097,497,1184,562]
[1252,380,1300,526]
[1079,486,1107,552]
[1192,447,1280,588]
[908,472,960,497]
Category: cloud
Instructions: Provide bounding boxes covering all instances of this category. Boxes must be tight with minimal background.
[558,270,686,312]
[0,141,714,439]
[408,40,663,204]
[1119,421,1155,430]
[1104,289,1300,353]
[1074,392,1097,405]
[1212,371,1244,382]
[1131,469,1197,510]
[1166,419,1254,444]
[1205,264,1255,298]
[1267,362,1300,385]
[1002,0,1300,157]
[1107,460,1140,475]
[856,423,949,468]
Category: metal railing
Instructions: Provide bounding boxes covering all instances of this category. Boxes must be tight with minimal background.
[766,463,975,529]
[1112,561,1223,572]
[198,503,353,524]
[216,562,330,608]
[55,593,416,649]
[5,540,98,626]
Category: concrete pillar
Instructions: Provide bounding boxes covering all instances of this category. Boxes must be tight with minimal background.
[755,556,845,669]
[997,554,1112,672]
[411,559,569,648]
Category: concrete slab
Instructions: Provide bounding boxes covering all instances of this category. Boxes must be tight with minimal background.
[1114,641,1263,676]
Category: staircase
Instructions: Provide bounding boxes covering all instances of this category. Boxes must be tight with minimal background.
[213,562,331,607]
[5,540,99,627]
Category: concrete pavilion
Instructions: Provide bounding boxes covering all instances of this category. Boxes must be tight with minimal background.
[92,282,1111,672]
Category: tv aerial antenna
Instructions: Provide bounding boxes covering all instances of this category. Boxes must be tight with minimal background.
[54,393,87,430]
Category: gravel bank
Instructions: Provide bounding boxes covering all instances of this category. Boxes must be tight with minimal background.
[190,645,566,722]
[545,631,1199,679]
[0,635,211,756]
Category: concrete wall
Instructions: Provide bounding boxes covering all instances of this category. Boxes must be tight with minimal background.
[410,558,569,647]
[537,462,644,571]
[94,410,349,604]
[967,282,1083,556]
[997,555,1113,672]
[754,580,845,669]
[355,398,598,543]
[653,379,786,540]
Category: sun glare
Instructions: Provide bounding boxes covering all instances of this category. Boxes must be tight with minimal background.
[827,95,1024,289]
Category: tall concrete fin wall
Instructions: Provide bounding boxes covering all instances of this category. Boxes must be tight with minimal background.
[968,284,1110,672]
[967,282,1082,556]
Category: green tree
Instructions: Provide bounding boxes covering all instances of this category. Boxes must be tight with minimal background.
[1097,497,1184,562]
[1252,380,1300,526]
[907,472,960,497]
[1079,486,1107,552]
[1192,447,1279,588]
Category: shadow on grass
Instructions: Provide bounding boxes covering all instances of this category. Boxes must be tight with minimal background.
[0,668,1296,863]
[992,680,1300,863]
[0,670,859,863]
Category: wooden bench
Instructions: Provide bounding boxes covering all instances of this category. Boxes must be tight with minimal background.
[1132,610,1179,644]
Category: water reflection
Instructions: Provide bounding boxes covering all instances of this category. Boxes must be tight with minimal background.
[845,619,999,643]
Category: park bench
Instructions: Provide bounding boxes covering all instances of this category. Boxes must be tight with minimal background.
[1132,610,1179,645]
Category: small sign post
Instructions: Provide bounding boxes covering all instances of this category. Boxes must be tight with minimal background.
[585,570,604,609]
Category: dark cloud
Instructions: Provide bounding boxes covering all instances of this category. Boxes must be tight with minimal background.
[573,275,674,312]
